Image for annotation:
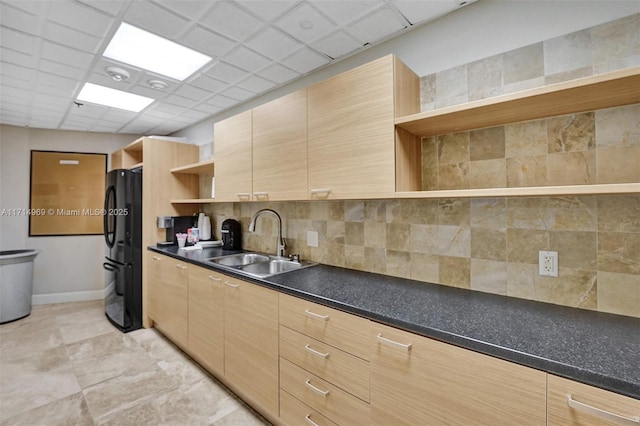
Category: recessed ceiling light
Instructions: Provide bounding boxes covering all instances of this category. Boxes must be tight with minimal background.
[103,23,212,81]
[105,66,130,82]
[148,79,168,90]
[77,83,154,112]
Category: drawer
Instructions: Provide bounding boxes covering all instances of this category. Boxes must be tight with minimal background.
[548,375,640,425]
[280,389,338,426]
[280,325,370,402]
[279,293,370,360]
[280,358,370,426]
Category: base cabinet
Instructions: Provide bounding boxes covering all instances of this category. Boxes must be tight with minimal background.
[370,323,547,425]
[187,266,224,376]
[223,274,279,418]
[548,375,640,425]
[146,252,188,349]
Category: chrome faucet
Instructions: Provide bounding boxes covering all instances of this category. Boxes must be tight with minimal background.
[248,209,286,257]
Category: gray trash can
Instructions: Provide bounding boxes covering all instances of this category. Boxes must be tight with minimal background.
[0,249,40,324]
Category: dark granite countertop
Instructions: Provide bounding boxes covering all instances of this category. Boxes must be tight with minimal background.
[149,245,640,400]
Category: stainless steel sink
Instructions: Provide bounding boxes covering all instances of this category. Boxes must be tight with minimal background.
[208,253,269,267]
[206,252,316,278]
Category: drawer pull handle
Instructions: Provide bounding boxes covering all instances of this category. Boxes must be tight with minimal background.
[208,275,222,281]
[567,394,640,425]
[224,281,239,288]
[305,380,330,397]
[305,414,320,426]
[253,192,268,198]
[304,309,329,321]
[236,193,251,199]
[176,264,187,270]
[152,256,161,261]
[377,333,412,351]
[310,189,331,198]
[304,344,330,359]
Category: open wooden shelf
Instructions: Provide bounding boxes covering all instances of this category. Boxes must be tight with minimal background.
[395,66,640,137]
[170,158,215,174]
[395,183,640,199]
[124,137,144,152]
[170,198,215,204]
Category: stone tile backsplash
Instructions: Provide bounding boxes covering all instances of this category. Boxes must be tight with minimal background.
[203,14,639,318]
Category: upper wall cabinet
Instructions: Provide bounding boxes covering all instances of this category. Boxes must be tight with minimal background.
[252,89,308,201]
[307,54,420,200]
[214,110,253,202]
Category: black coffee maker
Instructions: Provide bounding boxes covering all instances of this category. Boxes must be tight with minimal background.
[221,219,242,250]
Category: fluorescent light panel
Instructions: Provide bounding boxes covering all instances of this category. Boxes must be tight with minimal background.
[77,83,154,112]
[104,23,212,81]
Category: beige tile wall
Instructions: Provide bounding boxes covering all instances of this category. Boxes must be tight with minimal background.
[204,14,640,318]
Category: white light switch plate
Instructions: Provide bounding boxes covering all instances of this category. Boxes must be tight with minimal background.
[307,230,319,247]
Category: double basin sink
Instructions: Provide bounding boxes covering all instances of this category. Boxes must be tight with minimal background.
[206,252,317,279]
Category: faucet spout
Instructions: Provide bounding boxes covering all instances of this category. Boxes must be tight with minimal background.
[248,209,286,257]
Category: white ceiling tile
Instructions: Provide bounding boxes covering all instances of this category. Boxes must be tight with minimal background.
[224,45,272,72]
[193,103,223,115]
[46,1,113,38]
[173,84,212,101]
[1,0,47,15]
[33,93,73,108]
[178,109,210,121]
[220,86,255,101]
[30,117,63,128]
[390,0,461,25]
[181,26,236,58]
[35,82,77,98]
[164,94,197,108]
[124,1,191,39]
[0,27,38,52]
[67,102,109,119]
[0,62,37,81]
[236,0,299,21]
[101,108,138,122]
[44,21,102,53]
[312,30,363,59]
[189,74,228,93]
[37,72,78,91]
[0,47,37,68]
[38,59,86,80]
[256,62,300,84]
[0,75,33,90]
[40,41,94,69]
[275,2,336,44]
[201,1,263,42]
[149,102,185,115]
[204,61,249,84]
[282,47,329,74]
[313,0,383,25]
[0,2,43,35]
[246,27,302,60]
[0,87,31,102]
[76,0,126,16]
[208,94,239,109]
[236,74,277,93]
[347,6,407,44]
[159,0,213,20]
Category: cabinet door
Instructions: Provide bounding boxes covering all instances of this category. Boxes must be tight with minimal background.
[148,253,189,349]
[188,266,224,376]
[307,55,395,199]
[370,323,547,425]
[146,251,163,322]
[548,375,640,425]
[214,110,252,202]
[224,274,279,417]
[252,89,307,201]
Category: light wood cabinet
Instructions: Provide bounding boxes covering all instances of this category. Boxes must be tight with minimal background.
[548,375,640,425]
[169,159,215,204]
[252,89,308,201]
[187,265,224,376]
[280,358,370,426]
[307,54,419,200]
[369,323,547,425]
[214,110,252,202]
[146,252,189,349]
[223,274,279,417]
[279,293,371,360]
[280,388,338,426]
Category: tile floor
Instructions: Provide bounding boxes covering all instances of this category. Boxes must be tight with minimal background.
[0,300,270,425]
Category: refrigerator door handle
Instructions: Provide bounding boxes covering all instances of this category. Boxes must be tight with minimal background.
[104,185,117,249]
[103,261,118,272]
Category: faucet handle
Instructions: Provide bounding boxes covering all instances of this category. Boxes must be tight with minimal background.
[289,254,300,263]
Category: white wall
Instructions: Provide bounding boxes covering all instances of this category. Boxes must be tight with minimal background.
[172,0,640,148]
[0,125,140,304]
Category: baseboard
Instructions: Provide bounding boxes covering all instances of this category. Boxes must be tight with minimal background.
[32,289,104,305]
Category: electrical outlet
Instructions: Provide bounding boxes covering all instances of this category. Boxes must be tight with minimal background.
[539,250,558,277]
[307,230,319,248]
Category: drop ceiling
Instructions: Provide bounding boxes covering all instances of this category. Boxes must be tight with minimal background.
[0,0,472,136]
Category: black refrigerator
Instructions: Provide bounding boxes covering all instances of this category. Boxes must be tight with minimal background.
[103,168,142,332]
